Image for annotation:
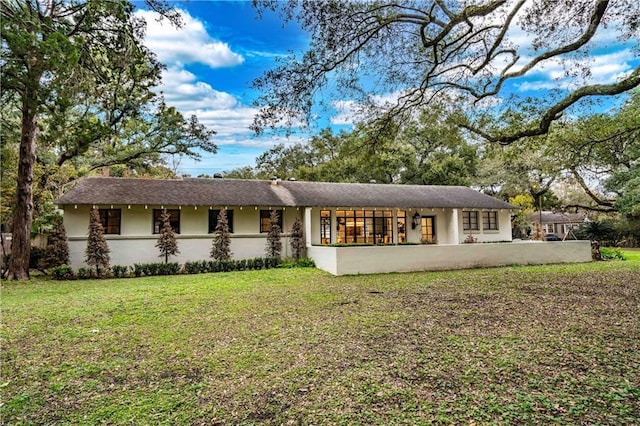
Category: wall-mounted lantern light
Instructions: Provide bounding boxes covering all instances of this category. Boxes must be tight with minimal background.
[411,212,421,229]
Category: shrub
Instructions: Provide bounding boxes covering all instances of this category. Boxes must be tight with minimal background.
[158,262,180,275]
[265,257,282,269]
[50,265,76,280]
[290,217,305,260]
[245,258,255,270]
[184,261,204,274]
[133,263,144,277]
[207,260,220,273]
[210,209,232,261]
[279,257,316,269]
[42,214,69,269]
[600,247,626,261]
[29,246,45,270]
[77,267,94,279]
[265,210,282,258]
[463,234,477,244]
[253,257,264,270]
[133,263,153,277]
[132,262,174,277]
[86,208,110,276]
[236,259,247,271]
[575,220,620,246]
[155,209,180,263]
[111,265,129,278]
[294,257,315,268]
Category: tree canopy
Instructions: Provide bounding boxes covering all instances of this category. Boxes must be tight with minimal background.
[252,0,640,143]
[229,106,478,185]
[1,0,215,279]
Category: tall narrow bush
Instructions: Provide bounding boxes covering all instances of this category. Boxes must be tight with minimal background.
[290,217,305,260]
[86,207,110,276]
[265,210,282,258]
[156,209,179,263]
[210,209,232,260]
[43,214,70,269]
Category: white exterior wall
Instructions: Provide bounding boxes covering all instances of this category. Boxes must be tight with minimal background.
[63,204,302,268]
[456,209,513,243]
[308,240,592,276]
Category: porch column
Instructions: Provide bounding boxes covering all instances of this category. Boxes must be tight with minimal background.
[451,208,460,245]
[304,207,312,247]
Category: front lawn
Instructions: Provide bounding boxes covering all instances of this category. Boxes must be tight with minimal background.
[2,260,639,424]
[622,247,640,261]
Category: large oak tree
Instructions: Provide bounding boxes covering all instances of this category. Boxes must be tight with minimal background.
[1,0,215,279]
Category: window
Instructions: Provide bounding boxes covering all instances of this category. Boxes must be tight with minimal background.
[421,216,436,243]
[462,211,479,231]
[336,210,393,244]
[98,209,121,234]
[209,209,234,233]
[153,209,180,234]
[482,211,499,230]
[260,210,283,233]
[397,211,406,243]
[320,210,331,244]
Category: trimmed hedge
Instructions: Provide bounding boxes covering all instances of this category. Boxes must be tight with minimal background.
[48,256,314,280]
[133,262,180,277]
[183,257,281,274]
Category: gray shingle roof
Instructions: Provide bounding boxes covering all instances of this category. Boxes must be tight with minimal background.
[530,211,587,224]
[55,177,516,210]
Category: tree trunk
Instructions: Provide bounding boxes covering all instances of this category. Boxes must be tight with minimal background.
[7,101,38,280]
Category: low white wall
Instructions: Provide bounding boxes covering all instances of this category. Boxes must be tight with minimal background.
[308,241,592,275]
[68,235,293,269]
[306,246,338,275]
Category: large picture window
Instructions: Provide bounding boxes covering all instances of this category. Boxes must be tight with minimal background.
[260,210,283,233]
[320,210,331,244]
[153,209,180,234]
[209,209,234,233]
[482,211,499,230]
[98,209,121,234]
[462,211,479,231]
[336,210,393,244]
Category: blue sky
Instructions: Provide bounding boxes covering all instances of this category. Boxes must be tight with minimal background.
[133,1,639,176]
[134,1,318,175]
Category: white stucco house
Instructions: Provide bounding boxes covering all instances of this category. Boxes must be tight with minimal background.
[55,177,592,275]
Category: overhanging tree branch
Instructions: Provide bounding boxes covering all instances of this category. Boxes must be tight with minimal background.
[463,66,640,144]
[252,0,638,144]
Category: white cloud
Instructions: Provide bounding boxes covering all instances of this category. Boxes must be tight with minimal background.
[135,9,271,145]
[517,48,636,92]
[135,9,244,68]
[330,100,360,125]
[186,108,260,138]
[159,66,240,110]
[176,135,308,175]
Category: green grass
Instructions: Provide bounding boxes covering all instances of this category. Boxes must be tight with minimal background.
[621,247,640,261]
[2,260,640,425]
